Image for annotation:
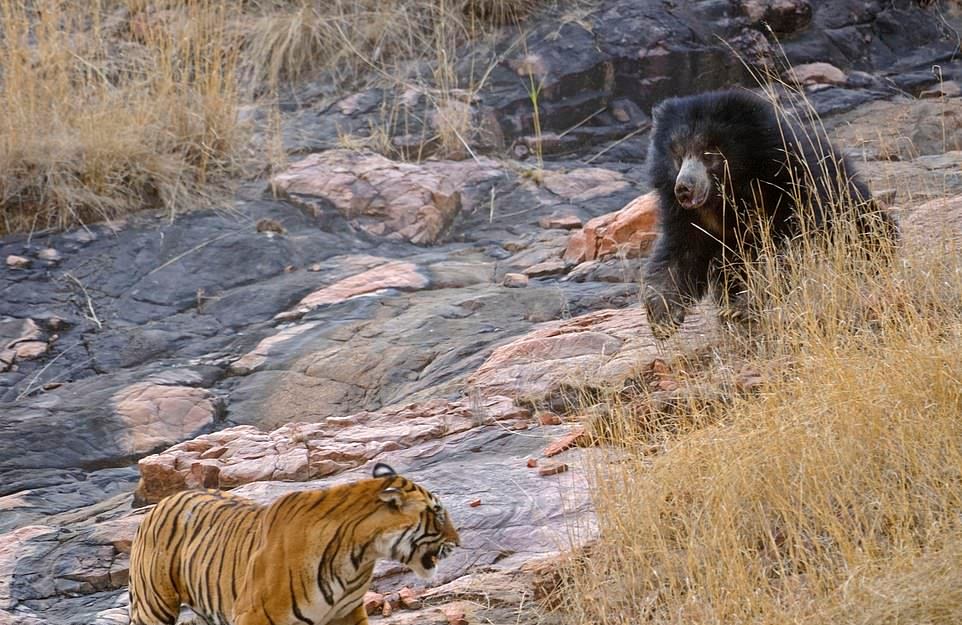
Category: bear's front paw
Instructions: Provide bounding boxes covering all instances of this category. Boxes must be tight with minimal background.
[644,286,686,340]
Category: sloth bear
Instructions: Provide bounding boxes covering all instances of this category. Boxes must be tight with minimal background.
[642,88,898,339]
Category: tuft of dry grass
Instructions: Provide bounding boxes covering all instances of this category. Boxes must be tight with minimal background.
[0,0,546,235]
[0,0,244,235]
[560,226,962,624]
[556,79,962,624]
[238,0,542,91]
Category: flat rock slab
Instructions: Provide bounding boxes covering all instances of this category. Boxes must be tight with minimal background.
[828,98,962,161]
[900,193,962,249]
[468,306,718,407]
[226,281,639,429]
[135,395,530,505]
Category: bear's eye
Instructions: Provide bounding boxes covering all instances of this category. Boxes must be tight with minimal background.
[704,151,724,166]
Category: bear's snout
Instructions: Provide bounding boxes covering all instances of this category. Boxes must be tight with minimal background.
[675,156,710,209]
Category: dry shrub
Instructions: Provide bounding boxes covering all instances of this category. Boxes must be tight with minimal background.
[0,0,547,234]
[561,229,962,624]
[239,0,543,89]
[557,85,962,624]
[0,0,244,235]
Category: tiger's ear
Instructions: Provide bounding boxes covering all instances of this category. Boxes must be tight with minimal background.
[379,486,405,509]
[373,463,397,479]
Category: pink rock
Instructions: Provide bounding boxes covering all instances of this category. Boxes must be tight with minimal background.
[230,322,320,374]
[112,383,220,462]
[543,427,586,457]
[12,340,47,360]
[563,191,659,263]
[5,254,30,269]
[271,150,501,245]
[538,462,569,477]
[37,248,62,262]
[441,604,469,625]
[502,272,529,288]
[363,591,385,615]
[536,411,562,426]
[398,586,422,610]
[522,258,568,277]
[134,396,529,504]
[284,261,428,317]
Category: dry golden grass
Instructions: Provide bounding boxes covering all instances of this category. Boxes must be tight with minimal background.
[0,0,244,234]
[0,0,544,235]
[561,233,962,624]
[557,82,962,624]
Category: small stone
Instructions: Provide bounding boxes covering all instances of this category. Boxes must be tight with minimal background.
[611,105,631,123]
[526,458,538,468]
[538,215,583,230]
[657,378,680,392]
[874,189,897,207]
[502,239,530,253]
[442,605,469,625]
[502,273,529,288]
[468,499,482,507]
[13,341,48,360]
[382,593,399,617]
[284,265,296,273]
[364,591,385,615]
[538,462,569,477]
[543,426,587,457]
[42,382,63,391]
[536,411,563,426]
[255,218,286,235]
[46,316,66,331]
[308,263,322,272]
[37,248,61,262]
[6,255,30,269]
[398,587,422,610]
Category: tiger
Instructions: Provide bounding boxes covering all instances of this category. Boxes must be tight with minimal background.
[128,462,460,625]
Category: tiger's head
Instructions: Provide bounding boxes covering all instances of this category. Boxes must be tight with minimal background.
[372,462,461,579]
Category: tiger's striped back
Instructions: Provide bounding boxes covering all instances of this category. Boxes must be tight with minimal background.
[128,463,459,625]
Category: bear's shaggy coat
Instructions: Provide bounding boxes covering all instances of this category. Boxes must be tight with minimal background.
[642,88,897,338]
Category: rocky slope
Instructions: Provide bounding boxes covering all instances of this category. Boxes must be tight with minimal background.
[3,1,962,623]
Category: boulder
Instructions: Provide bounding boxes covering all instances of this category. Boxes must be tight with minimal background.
[564,192,659,264]
[272,150,502,245]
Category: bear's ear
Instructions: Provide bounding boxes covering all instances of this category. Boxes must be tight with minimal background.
[651,100,671,122]
[373,463,397,478]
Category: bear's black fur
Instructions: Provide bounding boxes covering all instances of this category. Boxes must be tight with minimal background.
[642,88,898,339]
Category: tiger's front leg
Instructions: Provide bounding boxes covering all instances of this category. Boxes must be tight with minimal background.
[330,605,369,625]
